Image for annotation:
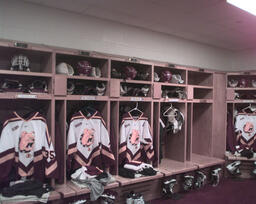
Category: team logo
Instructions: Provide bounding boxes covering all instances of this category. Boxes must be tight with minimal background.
[19,131,35,153]
[129,129,140,149]
[243,122,254,136]
[80,128,95,150]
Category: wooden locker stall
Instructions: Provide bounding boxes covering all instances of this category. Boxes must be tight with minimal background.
[0,39,228,203]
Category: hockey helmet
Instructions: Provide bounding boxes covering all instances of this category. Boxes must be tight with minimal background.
[123,65,137,80]
[137,71,150,81]
[239,78,249,88]
[91,67,101,78]
[120,84,128,96]
[171,74,184,84]
[166,108,184,134]
[154,72,160,82]
[160,70,172,82]
[96,82,106,96]
[77,61,92,76]
[252,79,256,88]
[56,62,74,76]
[228,79,238,88]
[141,85,150,97]
[67,81,75,95]
[10,54,30,72]
[111,68,122,78]
[1,79,23,92]
[29,80,48,93]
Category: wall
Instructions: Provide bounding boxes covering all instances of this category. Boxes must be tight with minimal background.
[232,49,256,71]
[0,0,236,71]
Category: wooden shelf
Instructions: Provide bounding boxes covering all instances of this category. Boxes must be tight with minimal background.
[191,153,225,168]
[48,191,62,201]
[188,99,213,103]
[227,99,256,103]
[117,96,152,101]
[225,151,256,161]
[158,159,198,176]
[158,98,187,103]
[227,87,256,90]
[0,92,52,100]
[0,69,52,77]
[67,181,119,196]
[227,72,256,76]
[67,75,109,81]
[154,82,186,87]
[120,79,152,84]
[115,172,164,186]
[55,184,76,198]
[192,85,213,89]
[0,69,53,77]
[66,95,109,101]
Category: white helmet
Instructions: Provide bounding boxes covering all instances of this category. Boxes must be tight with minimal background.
[91,67,102,78]
[171,74,184,84]
[11,54,30,72]
[154,72,160,82]
[56,62,74,76]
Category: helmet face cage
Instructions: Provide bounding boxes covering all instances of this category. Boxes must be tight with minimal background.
[11,54,30,72]
[29,80,48,93]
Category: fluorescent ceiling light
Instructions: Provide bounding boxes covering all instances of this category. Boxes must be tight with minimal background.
[227,0,256,16]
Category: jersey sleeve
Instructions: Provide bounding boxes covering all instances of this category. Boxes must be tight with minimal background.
[100,120,115,168]
[119,121,127,165]
[141,120,154,161]
[66,120,77,172]
[0,125,15,184]
[42,123,58,178]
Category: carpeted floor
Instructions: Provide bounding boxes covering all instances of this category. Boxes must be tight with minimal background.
[149,178,256,204]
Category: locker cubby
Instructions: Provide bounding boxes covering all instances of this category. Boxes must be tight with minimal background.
[153,66,186,84]
[56,53,109,78]
[234,90,256,100]
[0,46,52,73]
[159,102,186,162]
[193,88,213,100]
[0,99,54,184]
[0,74,52,94]
[0,39,229,202]
[192,103,212,157]
[161,85,187,99]
[227,74,256,88]
[66,79,108,96]
[188,71,213,87]
[111,60,152,81]
[120,82,151,97]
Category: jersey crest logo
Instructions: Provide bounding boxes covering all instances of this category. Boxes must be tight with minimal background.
[80,128,95,150]
[19,131,35,153]
[243,122,254,135]
[129,129,140,149]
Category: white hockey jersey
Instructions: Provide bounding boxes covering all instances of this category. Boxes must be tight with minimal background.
[235,114,256,151]
[0,112,58,183]
[119,112,154,165]
[67,110,115,171]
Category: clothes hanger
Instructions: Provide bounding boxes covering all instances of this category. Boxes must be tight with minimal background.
[241,104,256,114]
[128,102,143,117]
[163,104,177,117]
